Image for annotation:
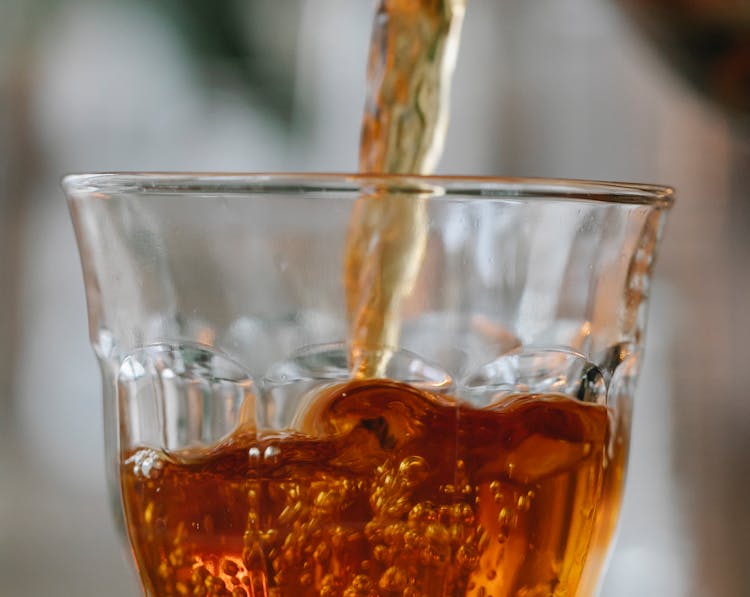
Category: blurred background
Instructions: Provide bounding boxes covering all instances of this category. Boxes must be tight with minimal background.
[1,1,748,595]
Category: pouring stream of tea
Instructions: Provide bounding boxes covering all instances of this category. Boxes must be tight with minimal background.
[346,0,467,378]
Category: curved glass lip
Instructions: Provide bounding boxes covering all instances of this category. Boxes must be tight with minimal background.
[62,172,674,208]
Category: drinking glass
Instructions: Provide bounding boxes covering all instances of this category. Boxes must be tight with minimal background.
[64,173,672,596]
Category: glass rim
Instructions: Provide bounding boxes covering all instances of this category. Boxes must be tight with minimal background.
[62,172,674,208]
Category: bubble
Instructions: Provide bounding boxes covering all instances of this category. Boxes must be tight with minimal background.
[143,502,155,526]
[278,502,302,525]
[397,455,429,487]
[517,494,532,512]
[385,496,412,518]
[477,529,491,552]
[330,525,349,549]
[403,529,422,549]
[425,523,450,548]
[345,574,375,597]
[453,503,475,525]
[313,542,332,563]
[158,561,173,580]
[440,484,456,495]
[364,520,382,542]
[373,544,392,563]
[456,543,479,570]
[409,501,436,523]
[313,491,341,517]
[222,560,239,577]
[384,522,407,547]
[379,566,408,592]
[497,507,514,542]
[321,573,339,591]
[168,547,185,567]
[263,444,280,465]
[204,574,227,592]
[192,566,210,583]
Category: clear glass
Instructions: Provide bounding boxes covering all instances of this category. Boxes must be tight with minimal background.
[64,173,672,597]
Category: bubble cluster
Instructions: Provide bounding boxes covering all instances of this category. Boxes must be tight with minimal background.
[126,448,164,479]
[120,385,618,596]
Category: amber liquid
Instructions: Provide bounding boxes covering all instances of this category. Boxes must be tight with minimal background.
[122,380,622,597]
[346,0,466,378]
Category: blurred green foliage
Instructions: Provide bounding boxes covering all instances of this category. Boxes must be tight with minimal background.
[154,0,302,126]
[2,0,303,127]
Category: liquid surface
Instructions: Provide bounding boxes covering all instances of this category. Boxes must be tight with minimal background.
[121,380,622,596]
